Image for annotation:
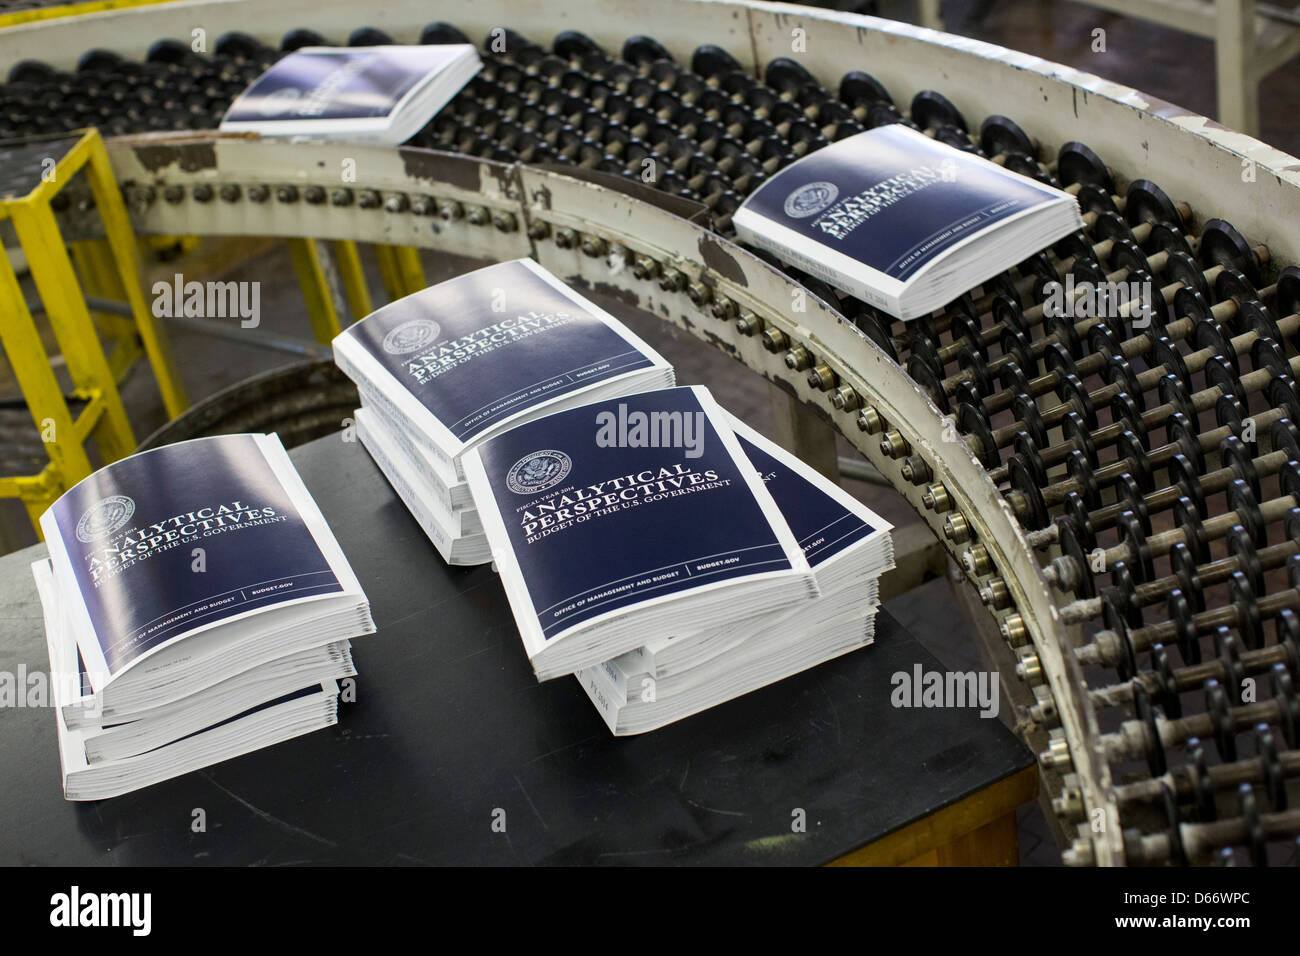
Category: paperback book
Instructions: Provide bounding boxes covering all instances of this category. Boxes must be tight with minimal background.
[335,258,675,567]
[220,44,481,144]
[462,385,818,680]
[32,433,374,799]
[354,405,490,565]
[732,123,1083,320]
[577,416,894,734]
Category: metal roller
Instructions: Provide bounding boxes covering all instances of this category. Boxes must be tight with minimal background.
[4,0,1300,866]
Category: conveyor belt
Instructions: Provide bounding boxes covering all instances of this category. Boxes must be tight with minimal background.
[3,0,1299,865]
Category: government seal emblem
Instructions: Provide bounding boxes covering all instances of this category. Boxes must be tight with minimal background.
[506,450,572,495]
[382,319,441,355]
[783,181,839,219]
[75,495,136,543]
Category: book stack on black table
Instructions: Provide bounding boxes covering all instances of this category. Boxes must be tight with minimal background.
[462,386,894,733]
[31,434,375,799]
[332,258,676,566]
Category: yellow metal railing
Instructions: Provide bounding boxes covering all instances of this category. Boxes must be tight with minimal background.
[0,128,188,533]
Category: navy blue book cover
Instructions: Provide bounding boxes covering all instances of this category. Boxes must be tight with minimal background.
[223,46,463,124]
[736,124,1059,282]
[737,434,876,567]
[473,388,795,640]
[48,435,341,679]
[339,259,659,446]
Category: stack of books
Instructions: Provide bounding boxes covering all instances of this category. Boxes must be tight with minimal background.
[578,417,894,734]
[220,43,482,145]
[333,258,676,566]
[462,386,894,733]
[335,260,893,733]
[31,434,374,799]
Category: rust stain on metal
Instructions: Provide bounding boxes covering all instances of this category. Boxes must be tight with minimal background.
[133,143,217,173]
[590,281,641,308]
[697,234,748,287]
[487,162,520,198]
[700,330,739,356]
[399,148,482,191]
[770,377,798,398]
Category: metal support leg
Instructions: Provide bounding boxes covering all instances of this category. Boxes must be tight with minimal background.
[0,247,92,498]
[768,382,840,482]
[9,201,135,463]
[917,0,944,31]
[84,133,189,418]
[391,245,426,295]
[70,239,142,381]
[373,244,406,303]
[331,239,373,323]
[1215,0,1259,135]
[287,237,343,344]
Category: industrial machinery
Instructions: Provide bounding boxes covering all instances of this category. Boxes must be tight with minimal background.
[2,0,1299,866]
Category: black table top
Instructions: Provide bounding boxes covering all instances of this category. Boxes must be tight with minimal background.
[0,433,1032,865]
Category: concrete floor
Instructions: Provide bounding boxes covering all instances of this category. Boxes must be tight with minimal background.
[8,0,1300,862]
[942,0,1300,157]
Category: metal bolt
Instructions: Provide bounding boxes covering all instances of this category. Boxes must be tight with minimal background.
[247,183,269,203]
[303,185,326,204]
[385,193,410,214]
[276,184,298,203]
[410,194,435,216]
[658,268,686,292]
[631,254,659,280]
[807,364,835,391]
[466,205,490,226]
[580,233,608,257]
[978,577,1011,609]
[830,385,860,411]
[784,346,812,371]
[967,546,993,574]
[943,513,971,543]
[901,454,931,485]
[1052,788,1084,820]
[1063,838,1095,867]
[856,407,884,434]
[1018,652,1044,684]
[331,187,354,207]
[922,482,951,512]
[1000,613,1028,646]
[1039,736,1072,770]
[736,310,763,335]
[438,199,463,221]
[554,226,577,249]
[685,281,712,306]
[218,183,241,203]
[879,429,909,458]
[526,219,551,240]
[191,183,213,203]
[761,327,788,352]
[493,211,518,232]
[711,296,737,321]
[357,189,381,209]
[163,184,185,204]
